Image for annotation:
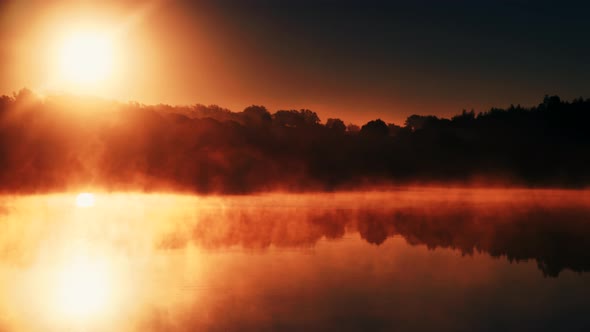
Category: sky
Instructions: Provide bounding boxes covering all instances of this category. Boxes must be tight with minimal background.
[1,0,589,125]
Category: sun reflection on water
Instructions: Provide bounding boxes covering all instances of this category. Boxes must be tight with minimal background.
[0,190,588,331]
[54,256,112,319]
[75,192,95,208]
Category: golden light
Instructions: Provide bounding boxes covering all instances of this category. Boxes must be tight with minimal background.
[57,30,114,85]
[76,193,95,207]
[55,258,112,319]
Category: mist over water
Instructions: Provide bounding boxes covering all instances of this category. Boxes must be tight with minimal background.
[3,1,590,330]
[0,188,589,331]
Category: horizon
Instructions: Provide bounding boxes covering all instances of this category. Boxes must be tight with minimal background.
[1,1,590,331]
[2,90,589,194]
[4,87,585,127]
[2,0,589,125]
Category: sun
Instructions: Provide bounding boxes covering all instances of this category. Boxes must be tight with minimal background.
[76,193,95,208]
[54,29,115,88]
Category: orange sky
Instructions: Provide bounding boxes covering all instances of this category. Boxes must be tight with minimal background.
[1,0,589,125]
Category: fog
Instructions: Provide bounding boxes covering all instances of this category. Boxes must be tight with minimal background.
[2,91,590,194]
[0,189,589,331]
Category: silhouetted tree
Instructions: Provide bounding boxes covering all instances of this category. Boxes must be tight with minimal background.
[404,114,440,131]
[13,88,34,102]
[347,123,360,133]
[274,109,320,128]
[360,119,389,137]
[0,92,589,193]
[541,95,561,111]
[242,105,272,127]
[451,109,475,124]
[326,118,346,133]
[387,123,404,136]
[300,109,320,126]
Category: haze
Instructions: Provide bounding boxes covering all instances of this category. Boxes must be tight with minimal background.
[2,0,589,124]
[1,1,590,331]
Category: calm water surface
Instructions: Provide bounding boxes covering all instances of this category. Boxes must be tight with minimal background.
[0,188,589,331]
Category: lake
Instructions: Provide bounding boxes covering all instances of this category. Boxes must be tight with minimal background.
[0,188,589,331]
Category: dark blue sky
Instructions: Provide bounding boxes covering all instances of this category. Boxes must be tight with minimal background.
[176,0,590,122]
[1,0,588,124]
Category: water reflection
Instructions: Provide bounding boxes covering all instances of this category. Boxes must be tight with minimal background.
[156,189,590,277]
[0,189,589,331]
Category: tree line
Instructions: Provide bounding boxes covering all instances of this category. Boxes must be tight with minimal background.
[1,89,589,193]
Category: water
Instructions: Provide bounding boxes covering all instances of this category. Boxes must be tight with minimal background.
[0,188,589,331]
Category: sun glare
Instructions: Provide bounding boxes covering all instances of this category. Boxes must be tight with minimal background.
[55,258,112,319]
[55,30,115,87]
[76,193,95,207]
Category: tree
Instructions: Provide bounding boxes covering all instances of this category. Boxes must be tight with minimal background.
[326,118,346,133]
[387,123,404,136]
[300,109,320,126]
[404,114,439,131]
[242,105,271,127]
[347,123,360,133]
[274,109,320,128]
[360,119,388,137]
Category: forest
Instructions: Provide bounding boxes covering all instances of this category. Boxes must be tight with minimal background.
[1,89,589,193]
